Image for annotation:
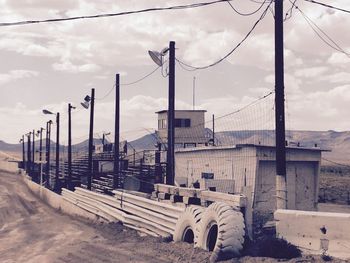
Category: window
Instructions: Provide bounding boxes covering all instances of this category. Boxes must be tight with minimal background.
[158,119,167,129]
[175,118,191,128]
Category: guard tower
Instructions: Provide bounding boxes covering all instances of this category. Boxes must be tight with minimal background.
[155,110,208,148]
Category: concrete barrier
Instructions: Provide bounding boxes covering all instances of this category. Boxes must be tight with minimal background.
[275,209,350,260]
[22,174,105,222]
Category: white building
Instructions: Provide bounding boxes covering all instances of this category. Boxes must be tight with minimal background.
[174,144,325,236]
[155,110,209,148]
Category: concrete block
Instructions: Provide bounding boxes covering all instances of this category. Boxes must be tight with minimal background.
[275,209,350,260]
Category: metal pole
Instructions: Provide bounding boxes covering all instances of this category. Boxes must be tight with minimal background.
[32,129,35,163]
[45,122,49,187]
[87,88,95,190]
[27,133,31,175]
[166,41,175,186]
[47,121,52,188]
[39,128,43,162]
[55,113,60,192]
[102,133,105,146]
[68,104,72,190]
[39,128,43,184]
[275,0,287,209]
[22,135,25,169]
[114,74,120,189]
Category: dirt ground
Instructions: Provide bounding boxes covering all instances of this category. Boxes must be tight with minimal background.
[0,169,347,263]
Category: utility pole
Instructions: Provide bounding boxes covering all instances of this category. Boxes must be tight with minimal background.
[275,0,287,209]
[114,74,120,189]
[87,88,95,190]
[55,112,60,192]
[166,41,175,186]
[32,129,35,165]
[39,128,43,162]
[68,103,73,190]
[21,135,25,169]
[46,120,52,188]
[27,132,31,176]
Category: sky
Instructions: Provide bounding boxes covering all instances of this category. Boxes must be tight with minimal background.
[0,0,349,144]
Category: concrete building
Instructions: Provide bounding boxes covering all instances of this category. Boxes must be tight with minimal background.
[174,144,325,236]
[155,110,208,148]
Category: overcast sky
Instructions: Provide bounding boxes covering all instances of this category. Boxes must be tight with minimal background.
[0,0,349,144]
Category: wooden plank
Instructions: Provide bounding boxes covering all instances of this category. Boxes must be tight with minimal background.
[201,191,247,207]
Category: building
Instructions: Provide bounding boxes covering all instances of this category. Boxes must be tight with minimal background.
[155,110,209,148]
[174,144,326,236]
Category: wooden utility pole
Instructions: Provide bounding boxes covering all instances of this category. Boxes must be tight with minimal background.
[87,88,95,190]
[55,112,60,192]
[275,0,287,209]
[68,104,73,190]
[113,74,120,189]
[166,41,175,186]
[27,132,31,175]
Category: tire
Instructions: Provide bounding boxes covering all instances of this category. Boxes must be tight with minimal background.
[197,202,245,262]
[173,205,204,246]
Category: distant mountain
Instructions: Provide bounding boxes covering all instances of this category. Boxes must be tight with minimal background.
[1,130,349,164]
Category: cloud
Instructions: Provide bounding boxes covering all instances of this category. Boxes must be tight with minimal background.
[294,66,328,78]
[52,60,101,73]
[0,70,39,85]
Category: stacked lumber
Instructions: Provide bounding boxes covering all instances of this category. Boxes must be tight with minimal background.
[152,184,247,208]
[61,187,184,238]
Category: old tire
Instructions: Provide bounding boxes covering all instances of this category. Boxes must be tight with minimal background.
[197,202,245,262]
[173,205,203,245]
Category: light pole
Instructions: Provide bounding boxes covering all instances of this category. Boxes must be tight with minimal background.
[45,119,52,188]
[26,132,32,175]
[81,90,95,190]
[36,128,44,185]
[68,103,76,190]
[43,109,60,192]
[148,41,176,186]
[114,74,120,189]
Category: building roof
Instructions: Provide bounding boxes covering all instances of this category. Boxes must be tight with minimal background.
[155,109,207,114]
[175,143,330,153]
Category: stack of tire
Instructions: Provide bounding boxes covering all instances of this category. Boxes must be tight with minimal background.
[173,202,245,262]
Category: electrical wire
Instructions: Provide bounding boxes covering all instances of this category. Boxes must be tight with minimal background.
[303,0,350,14]
[227,0,267,16]
[294,3,350,58]
[0,0,234,27]
[174,0,272,71]
[284,0,297,21]
[96,84,116,100]
[121,66,161,86]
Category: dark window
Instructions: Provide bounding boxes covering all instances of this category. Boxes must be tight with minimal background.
[175,118,191,128]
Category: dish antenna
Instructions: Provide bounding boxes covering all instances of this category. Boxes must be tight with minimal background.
[148,47,169,67]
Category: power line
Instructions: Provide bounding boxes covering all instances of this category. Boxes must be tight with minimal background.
[227,0,267,16]
[175,1,272,71]
[121,66,160,86]
[294,3,350,58]
[303,0,350,14]
[0,0,233,27]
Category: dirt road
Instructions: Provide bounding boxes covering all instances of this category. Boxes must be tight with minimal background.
[1,169,346,263]
[0,170,211,263]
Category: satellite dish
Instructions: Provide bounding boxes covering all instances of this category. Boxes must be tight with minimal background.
[148,50,163,67]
